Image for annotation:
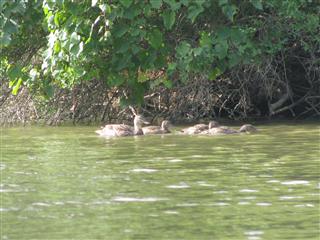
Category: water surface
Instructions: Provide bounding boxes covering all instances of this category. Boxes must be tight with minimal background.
[1,123,319,239]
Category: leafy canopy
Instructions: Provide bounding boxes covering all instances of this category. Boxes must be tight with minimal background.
[1,0,319,104]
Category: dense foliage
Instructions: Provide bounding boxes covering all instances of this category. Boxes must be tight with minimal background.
[1,0,319,121]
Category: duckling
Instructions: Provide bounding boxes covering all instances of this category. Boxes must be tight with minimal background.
[238,124,258,133]
[180,121,220,134]
[95,115,149,137]
[200,124,257,135]
[142,120,172,135]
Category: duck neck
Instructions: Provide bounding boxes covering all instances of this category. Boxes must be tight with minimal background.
[134,123,143,135]
[162,122,169,131]
[134,127,143,135]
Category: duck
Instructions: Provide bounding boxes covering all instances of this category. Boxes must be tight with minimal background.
[238,124,258,133]
[180,121,220,134]
[142,120,172,135]
[95,115,149,137]
[200,124,257,135]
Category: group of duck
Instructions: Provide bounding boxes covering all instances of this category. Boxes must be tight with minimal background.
[95,114,258,137]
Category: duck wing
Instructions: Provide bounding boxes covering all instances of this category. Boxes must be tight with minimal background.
[142,126,163,135]
[96,124,134,137]
[112,124,135,136]
[181,124,208,134]
[207,127,238,135]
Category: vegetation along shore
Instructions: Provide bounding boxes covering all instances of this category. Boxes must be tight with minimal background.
[1,1,319,125]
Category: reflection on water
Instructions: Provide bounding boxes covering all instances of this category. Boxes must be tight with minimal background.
[1,123,320,239]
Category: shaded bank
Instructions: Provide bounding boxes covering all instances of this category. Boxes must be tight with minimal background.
[1,59,319,126]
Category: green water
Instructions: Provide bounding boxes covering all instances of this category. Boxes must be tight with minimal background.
[1,123,319,240]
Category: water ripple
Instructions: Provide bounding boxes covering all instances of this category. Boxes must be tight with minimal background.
[256,203,272,206]
[0,207,19,212]
[239,189,259,193]
[166,182,190,189]
[32,202,51,207]
[112,197,168,202]
[281,180,310,185]
[130,168,158,173]
[279,196,304,200]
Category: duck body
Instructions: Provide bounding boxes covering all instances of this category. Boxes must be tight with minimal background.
[180,121,220,135]
[95,124,136,137]
[200,124,257,135]
[142,120,172,135]
[200,126,238,135]
[181,124,208,135]
[95,115,149,137]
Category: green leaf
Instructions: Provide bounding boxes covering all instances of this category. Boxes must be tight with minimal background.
[123,5,141,19]
[167,62,177,76]
[115,39,130,53]
[10,2,26,14]
[164,0,181,11]
[70,44,80,56]
[54,40,61,54]
[180,0,190,6]
[131,44,141,54]
[176,41,191,57]
[0,16,5,28]
[12,78,23,95]
[120,0,132,8]
[193,47,202,56]
[200,32,212,47]
[73,66,86,77]
[228,53,241,67]
[143,4,152,15]
[162,10,175,30]
[120,97,130,108]
[130,27,142,37]
[216,27,230,40]
[150,0,162,9]
[187,4,204,23]
[107,73,125,87]
[138,72,148,82]
[250,0,263,10]
[214,42,228,59]
[7,65,22,81]
[54,13,60,27]
[44,84,54,98]
[209,67,222,80]
[113,24,129,38]
[0,33,11,47]
[222,4,237,22]
[114,54,131,71]
[3,19,18,34]
[218,0,228,6]
[163,79,173,88]
[70,32,80,44]
[148,29,163,49]
[230,28,246,44]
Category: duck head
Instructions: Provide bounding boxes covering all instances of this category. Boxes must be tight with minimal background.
[161,120,172,130]
[134,115,150,128]
[208,121,220,129]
